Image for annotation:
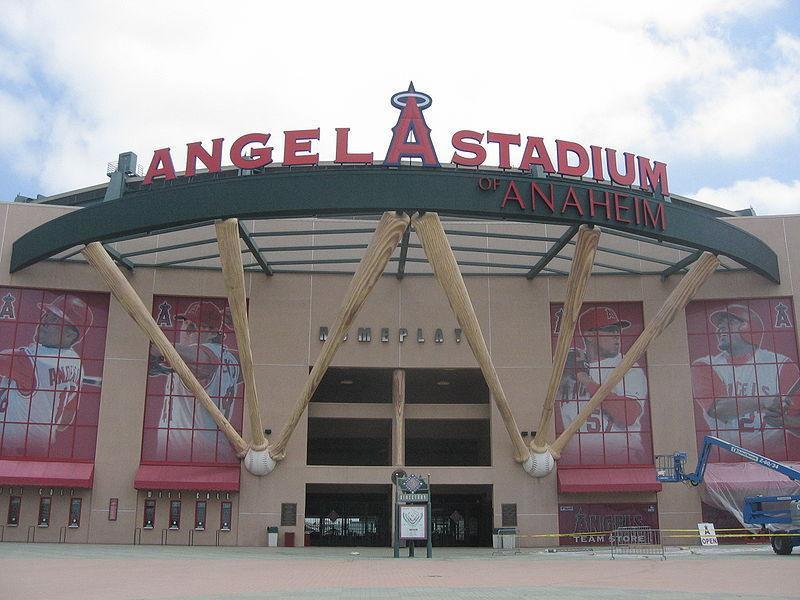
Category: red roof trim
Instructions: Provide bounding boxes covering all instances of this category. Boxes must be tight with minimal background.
[134,464,240,491]
[0,460,94,488]
[557,466,662,493]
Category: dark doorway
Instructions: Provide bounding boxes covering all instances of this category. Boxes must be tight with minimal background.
[405,419,491,466]
[305,484,391,547]
[429,484,493,547]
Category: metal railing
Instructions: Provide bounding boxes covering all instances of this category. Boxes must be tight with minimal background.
[610,526,665,560]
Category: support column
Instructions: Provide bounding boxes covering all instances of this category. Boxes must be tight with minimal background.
[393,368,406,467]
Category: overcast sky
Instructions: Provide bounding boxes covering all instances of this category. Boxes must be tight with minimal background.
[0,1,798,215]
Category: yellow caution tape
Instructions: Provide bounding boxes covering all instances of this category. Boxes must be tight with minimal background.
[510,529,798,539]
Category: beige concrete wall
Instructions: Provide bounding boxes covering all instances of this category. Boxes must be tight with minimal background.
[0,205,797,547]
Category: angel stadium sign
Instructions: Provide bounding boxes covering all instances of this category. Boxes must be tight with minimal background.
[9,83,779,283]
[143,82,670,199]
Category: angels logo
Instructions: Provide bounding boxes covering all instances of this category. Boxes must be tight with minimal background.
[0,293,16,320]
[155,301,173,327]
[384,83,439,167]
[775,302,792,328]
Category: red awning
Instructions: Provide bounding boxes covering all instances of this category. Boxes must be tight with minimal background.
[558,467,662,493]
[0,460,94,488]
[134,465,240,491]
[703,462,800,495]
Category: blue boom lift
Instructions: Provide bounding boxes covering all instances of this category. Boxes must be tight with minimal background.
[657,435,800,555]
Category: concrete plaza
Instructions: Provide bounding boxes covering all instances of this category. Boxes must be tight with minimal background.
[0,543,797,599]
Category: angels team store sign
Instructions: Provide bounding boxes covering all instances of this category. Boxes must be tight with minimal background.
[142,83,668,232]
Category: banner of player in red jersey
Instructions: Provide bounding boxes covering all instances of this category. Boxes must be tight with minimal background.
[141,296,244,465]
[0,288,109,461]
[686,298,800,462]
[549,302,652,466]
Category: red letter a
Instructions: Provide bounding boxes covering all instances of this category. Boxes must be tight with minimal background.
[384,82,439,167]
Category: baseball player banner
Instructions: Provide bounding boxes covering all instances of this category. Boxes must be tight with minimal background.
[549,303,652,465]
[0,288,109,461]
[558,503,659,546]
[686,298,800,462]
[141,296,244,465]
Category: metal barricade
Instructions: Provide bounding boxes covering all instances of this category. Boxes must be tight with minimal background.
[26,525,36,543]
[611,526,664,558]
[610,526,665,560]
[133,527,142,545]
[59,526,67,543]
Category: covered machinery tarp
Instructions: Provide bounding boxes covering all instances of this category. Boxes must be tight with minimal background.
[700,462,800,531]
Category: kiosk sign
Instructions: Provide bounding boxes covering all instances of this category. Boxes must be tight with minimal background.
[400,505,427,540]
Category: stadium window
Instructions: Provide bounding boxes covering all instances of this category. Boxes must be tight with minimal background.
[7,496,21,526]
[220,501,232,531]
[69,498,82,527]
[195,501,207,530]
[38,497,52,527]
[143,498,156,529]
[169,500,181,529]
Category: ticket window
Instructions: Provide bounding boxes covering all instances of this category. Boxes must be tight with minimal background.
[220,501,232,531]
[7,496,21,526]
[143,499,156,529]
[195,501,207,530]
[69,498,82,528]
[38,497,52,527]
[169,501,181,530]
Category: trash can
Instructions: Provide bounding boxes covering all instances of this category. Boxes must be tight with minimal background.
[492,528,502,549]
[284,531,295,547]
[497,527,516,549]
[267,526,279,547]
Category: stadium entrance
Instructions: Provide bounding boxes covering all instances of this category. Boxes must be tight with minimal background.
[430,485,493,547]
[305,484,392,547]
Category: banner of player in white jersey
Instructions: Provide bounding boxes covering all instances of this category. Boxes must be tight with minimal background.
[686,298,800,462]
[141,297,244,465]
[550,303,652,466]
[0,288,109,460]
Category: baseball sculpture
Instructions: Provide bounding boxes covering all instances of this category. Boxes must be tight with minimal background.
[412,212,530,463]
[215,218,272,473]
[527,251,721,475]
[269,211,410,460]
[532,225,600,456]
[81,242,250,458]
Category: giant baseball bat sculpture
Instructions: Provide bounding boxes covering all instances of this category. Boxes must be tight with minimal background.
[215,218,272,475]
[81,242,250,459]
[527,251,720,475]
[412,212,530,463]
[269,212,410,460]
[532,225,600,454]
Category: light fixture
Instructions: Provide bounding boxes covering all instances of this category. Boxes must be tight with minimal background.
[436,380,450,386]
[339,379,354,385]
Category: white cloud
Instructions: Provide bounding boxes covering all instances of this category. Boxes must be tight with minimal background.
[0,0,797,199]
[691,177,800,215]
[0,91,41,146]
